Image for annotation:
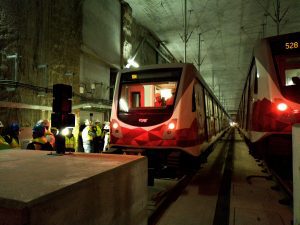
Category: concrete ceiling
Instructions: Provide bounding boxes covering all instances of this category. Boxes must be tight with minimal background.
[124,0,300,116]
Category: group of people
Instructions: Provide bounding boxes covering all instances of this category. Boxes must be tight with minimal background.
[0,119,110,153]
[79,120,110,153]
[155,92,175,107]
[0,121,21,150]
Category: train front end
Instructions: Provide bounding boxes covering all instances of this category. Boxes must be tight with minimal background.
[246,32,300,178]
[109,64,205,157]
[251,32,300,143]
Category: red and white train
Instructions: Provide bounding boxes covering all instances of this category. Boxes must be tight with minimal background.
[110,63,229,175]
[237,32,300,176]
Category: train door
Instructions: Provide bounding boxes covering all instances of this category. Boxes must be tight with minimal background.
[204,90,214,140]
[248,60,258,132]
[215,104,220,133]
[243,78,250,129]
[214,101,219,134]
[194,82,206,142]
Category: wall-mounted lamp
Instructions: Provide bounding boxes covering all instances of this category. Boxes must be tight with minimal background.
[37,64,48,89]
[79,84,85,94]
[125,58,139,68]
[6,53,18,59]
[80,82,104,95]
[6,53,18,82]
[64,71,74,76]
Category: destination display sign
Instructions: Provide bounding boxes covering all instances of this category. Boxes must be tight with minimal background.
[270,32,300,55]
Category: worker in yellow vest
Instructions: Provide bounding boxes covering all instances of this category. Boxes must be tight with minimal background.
[26,124,53,151]
[82,120,95,153]
[4,122,21,148]
[0,121,11,150]
[65,128,75,153]
[94,120,103,153]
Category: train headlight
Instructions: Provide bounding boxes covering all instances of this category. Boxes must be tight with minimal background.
[163,120,177,139]
[112,122,119,129]
[277,102,288,112]
[110,121,122,139]
[168,122,175,130]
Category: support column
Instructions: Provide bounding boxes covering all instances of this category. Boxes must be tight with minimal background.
[292,124,300,225]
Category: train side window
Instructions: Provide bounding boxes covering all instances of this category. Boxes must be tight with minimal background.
[192,87,196,112]
[254,69,258,94]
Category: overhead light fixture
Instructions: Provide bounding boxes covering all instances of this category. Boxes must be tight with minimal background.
[125,58,139,68]
[6,53,18,59]
[83,105,92,109]
[79,84,85,94]
[64,71,74,76]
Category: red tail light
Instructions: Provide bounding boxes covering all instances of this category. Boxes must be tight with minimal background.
[277,102,288,112]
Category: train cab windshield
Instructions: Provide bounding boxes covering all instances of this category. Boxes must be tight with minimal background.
[117,68,181,126]
[274,55,300,103]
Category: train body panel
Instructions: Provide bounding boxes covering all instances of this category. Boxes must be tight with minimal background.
[110,63,229,166]
[237,32,300,169]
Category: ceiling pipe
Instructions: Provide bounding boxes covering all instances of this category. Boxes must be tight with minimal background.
[184,0,187,63]
[145,38,171,63]
[6,53,18,82]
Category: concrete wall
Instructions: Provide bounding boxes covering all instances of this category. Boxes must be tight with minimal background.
[0,0,81,127]
[80,55,111,100]
[0,150,148,225]
[82,0,121,68]
[0,0,175,140]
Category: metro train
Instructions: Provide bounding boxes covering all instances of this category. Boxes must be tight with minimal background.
[109,63,230,176]
[237,32,300,177]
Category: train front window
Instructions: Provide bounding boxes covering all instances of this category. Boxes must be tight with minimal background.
[119,82,178,112]
[274,55,300,102]
[285,68,300,86]
[117,68,181,126]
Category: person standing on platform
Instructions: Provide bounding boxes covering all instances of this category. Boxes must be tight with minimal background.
[37,119,55,148]
[77,124,85,152]
[26,124,53,151]
[4,122,21,148]
[102,122,110,152]
[94,120,103,153]
[82,120,95,153]
[0,121,10,150]
[65,128,75,153]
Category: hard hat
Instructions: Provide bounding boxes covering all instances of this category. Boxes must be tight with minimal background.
[10,122,20,132]
[85,119,92,126]
[32,124,46,137]
[0,121,3,127]
[37,119,50,128]
[104,122,110,130]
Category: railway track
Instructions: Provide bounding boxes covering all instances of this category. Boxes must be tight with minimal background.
[262,161,293,205]
[246,159,293,207]
[147,173,195,225]
[147,129,234,225]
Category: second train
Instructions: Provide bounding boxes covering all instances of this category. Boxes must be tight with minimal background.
[109,63,230,177]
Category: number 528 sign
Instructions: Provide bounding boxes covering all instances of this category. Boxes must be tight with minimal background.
[285,41,299,49]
